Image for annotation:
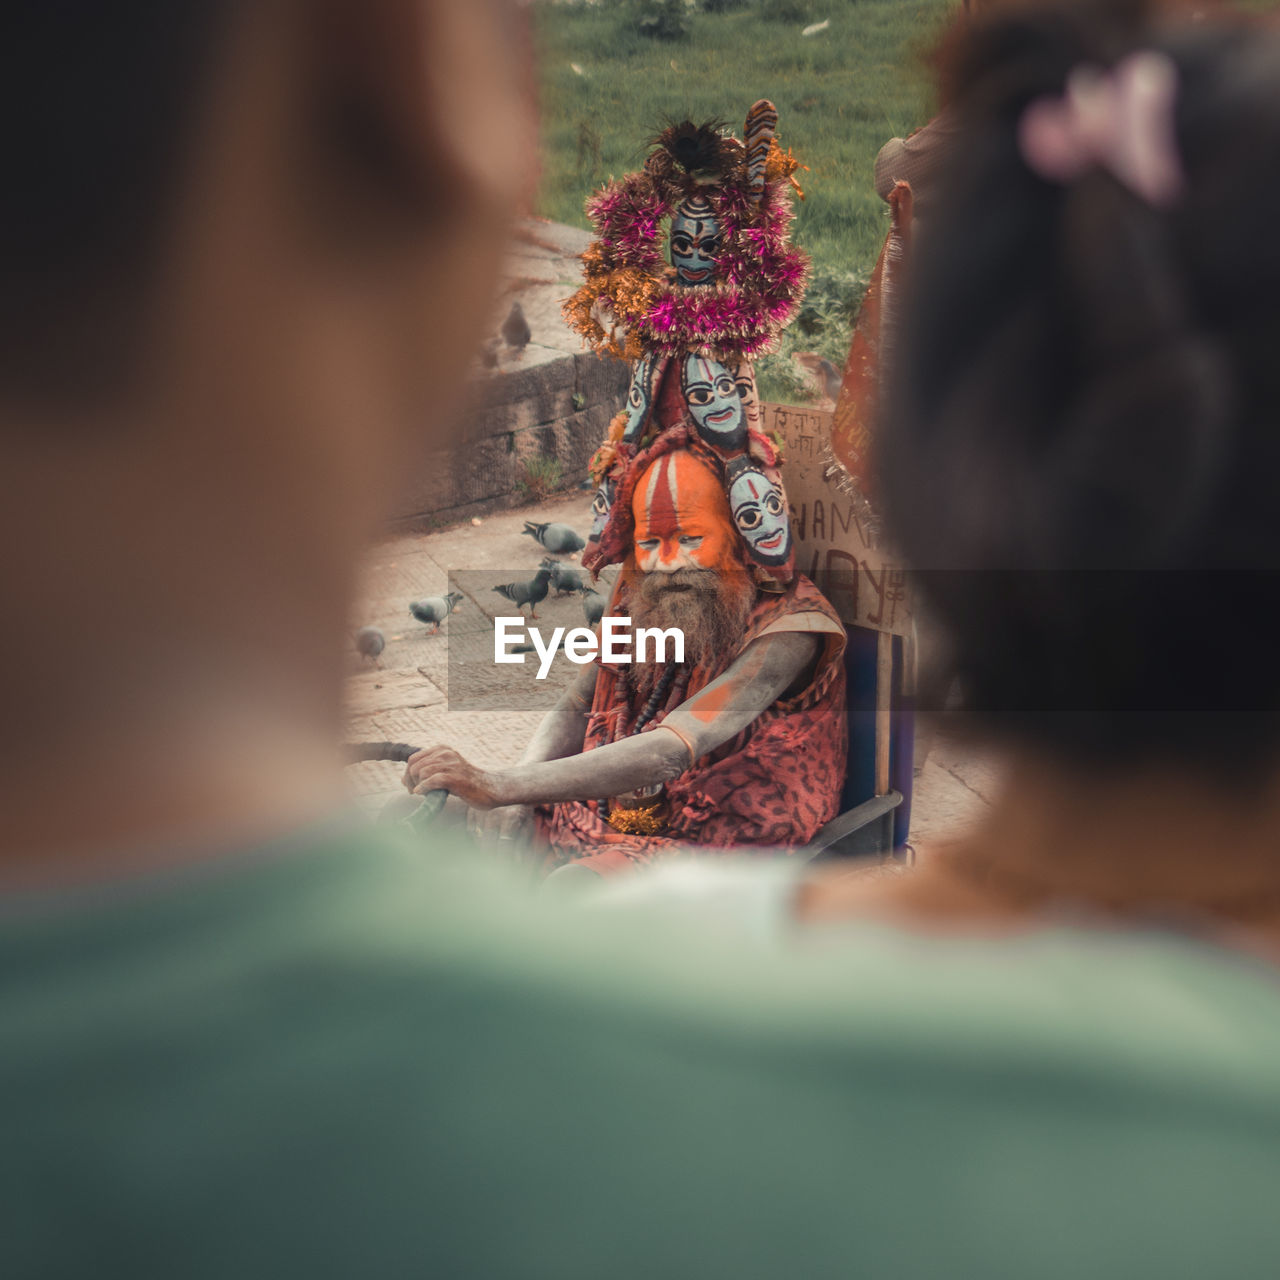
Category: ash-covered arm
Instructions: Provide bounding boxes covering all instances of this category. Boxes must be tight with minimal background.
[491,631,819,806]
[518,661,598,766]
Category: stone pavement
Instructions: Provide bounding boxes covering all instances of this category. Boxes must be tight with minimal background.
[345,491,1001,848]
[345,489,599,807]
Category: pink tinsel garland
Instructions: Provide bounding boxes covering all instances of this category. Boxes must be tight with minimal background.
[576,168,809,363]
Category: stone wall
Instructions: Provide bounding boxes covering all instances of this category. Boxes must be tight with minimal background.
[393,346,626,529]
[391,220,628,530]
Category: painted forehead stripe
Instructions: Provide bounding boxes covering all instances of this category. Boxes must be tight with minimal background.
[642,453,680,533]
[675,197,716,232]
[677,195,713,215]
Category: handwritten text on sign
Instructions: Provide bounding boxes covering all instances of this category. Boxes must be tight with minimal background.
[763,402,911,637]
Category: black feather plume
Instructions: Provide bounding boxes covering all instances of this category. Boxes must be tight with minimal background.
[652,119,730,177]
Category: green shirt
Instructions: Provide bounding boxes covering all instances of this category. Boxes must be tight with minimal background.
[4,823,1280,1278]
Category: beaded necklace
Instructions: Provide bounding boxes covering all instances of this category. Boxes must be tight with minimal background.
[596,663,690,831]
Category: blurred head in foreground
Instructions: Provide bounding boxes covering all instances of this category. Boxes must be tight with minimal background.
[0,1,535,870]
[881,0,1280,785]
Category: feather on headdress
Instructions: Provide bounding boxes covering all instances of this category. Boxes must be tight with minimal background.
[653,119,734,181]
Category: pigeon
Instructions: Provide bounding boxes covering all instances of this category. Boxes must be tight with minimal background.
[581,587,606,628]
[523,521,586,556]
[541,557,585,596]
[409,591,464,635]
[354,626,385,665]
[492,567,552,619]
[500,301,531,358]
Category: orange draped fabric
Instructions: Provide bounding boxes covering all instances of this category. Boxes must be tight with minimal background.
[829,180,914,496]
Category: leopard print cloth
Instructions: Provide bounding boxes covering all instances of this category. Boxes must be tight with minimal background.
[537,575,848,876]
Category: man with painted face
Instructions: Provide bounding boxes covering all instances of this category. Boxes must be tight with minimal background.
[410,105,847,870]
[406,423,849,875]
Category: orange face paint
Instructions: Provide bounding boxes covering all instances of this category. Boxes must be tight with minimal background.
[631,451,741,573]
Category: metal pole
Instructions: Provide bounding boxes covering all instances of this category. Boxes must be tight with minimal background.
[875,630,893,797]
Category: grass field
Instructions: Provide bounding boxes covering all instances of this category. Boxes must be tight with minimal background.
[537,0,1280,269]
[536,0,955,273]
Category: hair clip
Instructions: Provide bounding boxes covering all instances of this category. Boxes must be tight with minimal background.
[1017,51,1185,208]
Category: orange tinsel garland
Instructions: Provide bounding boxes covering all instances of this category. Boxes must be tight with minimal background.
[588,416,626,484]
[561,267,660,360]
[764,140,808,201]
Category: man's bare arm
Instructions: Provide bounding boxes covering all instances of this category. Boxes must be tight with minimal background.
[446,661,597,840]
[518,661,598,765]
[405,632,819,808]
[661,631,819,758]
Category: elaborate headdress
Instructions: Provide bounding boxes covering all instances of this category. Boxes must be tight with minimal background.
[562,101,809,365]
[571,101,807,589]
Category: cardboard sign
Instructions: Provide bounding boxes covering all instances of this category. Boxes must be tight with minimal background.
[763,402,912,637]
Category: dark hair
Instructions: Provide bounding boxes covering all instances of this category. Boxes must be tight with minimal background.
[0,3,233,403]
[879,0,1280,775]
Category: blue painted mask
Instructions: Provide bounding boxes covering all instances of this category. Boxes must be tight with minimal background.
[726,455,792,566]
[669,195,721,287]
[622,354,657,443]
[681,353,746,453]
[589,474,616,543]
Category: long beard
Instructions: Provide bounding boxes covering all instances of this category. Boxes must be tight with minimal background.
[627,568,756,694]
